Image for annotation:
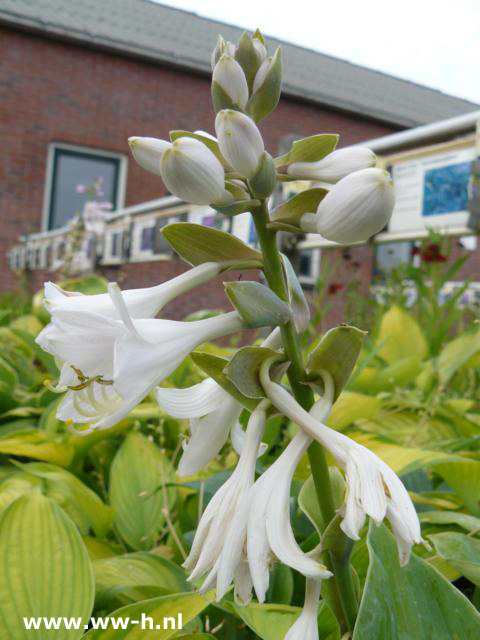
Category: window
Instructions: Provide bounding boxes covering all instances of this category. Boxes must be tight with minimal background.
[373,241,413,281]
[43,144,126,230]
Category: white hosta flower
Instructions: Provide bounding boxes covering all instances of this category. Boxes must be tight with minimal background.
[213,375,334,604]
[183,401,269,603]
[212,55,249,110]
[161,137,233,206]
[128,137,171,175]
[287,147,376,183]
[300,168,395,244]
[260,361,422,565]
[252,56,272,95]
[285,578,322,640]
[216,110,264,179]
[37,284,243,430]
[41,262,222,321]
[252,37,268,64]
[210,36,236,70]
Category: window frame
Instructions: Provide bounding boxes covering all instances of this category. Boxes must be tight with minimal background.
[42,142,127,232]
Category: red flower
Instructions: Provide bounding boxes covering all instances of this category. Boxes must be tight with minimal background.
[328,282,344,295]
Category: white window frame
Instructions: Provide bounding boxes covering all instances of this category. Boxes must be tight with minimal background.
[42,142,127,232]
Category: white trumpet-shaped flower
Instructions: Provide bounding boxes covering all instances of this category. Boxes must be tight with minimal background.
[183,400,269,603]
[128,137,171,175]
[300,168,395,244]
[215,110,264,179]
[260,359,422,566]
[161,137,233,206]
[41,262,222,321]
[212,374,334,604]
[287,146,376,183]
[37,284,244,431]
[284,578,322,640]
[155,328,281,475]
[212,54,249,110]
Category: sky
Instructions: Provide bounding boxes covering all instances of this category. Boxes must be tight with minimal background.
[154,0,480,104]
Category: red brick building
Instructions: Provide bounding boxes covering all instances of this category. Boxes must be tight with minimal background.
[1,0,478,317]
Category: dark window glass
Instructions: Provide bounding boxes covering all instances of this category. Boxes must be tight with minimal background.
[111,232,122,256]
[299,250,312,277]
[48,148,120,230]
[373,241,412,281]
[141,226,155,251]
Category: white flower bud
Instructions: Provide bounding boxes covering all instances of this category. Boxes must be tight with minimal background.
[252,56,272,95]
[128,137,171,175]
[301,168,395,244]
[252,38,268,64]
[160,137,232,206]
[287,146,376,183]
[211,35,226,70]
[215,110,264,178]
[212,55,249,110]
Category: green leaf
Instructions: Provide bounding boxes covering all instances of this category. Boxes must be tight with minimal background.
[429,532,480,586]
[307,325,366,400]
[420,510,480,534]
[226,347,283,399]
[229,600,339,640]
[0,429,74,466]
[299,468,345,535]
[235,31,261,91]
[328,391,381,431]
[351,355,423,393]
[0,493,94,639]
[224,281,291,328]
[84,592,214,639]
[437,330,480,385]
[376,306,428,365]
[109,432,176,550]
[432,459,480,516]
[93,552,189,609]
[247,48,283,123]
[190,352,259,411]
[275,133,338,168]
[271,188,328,225]
[211,80,237,113]
[162,223,262,270]
[249,152,277,199]
[353,522,480,640]
[266,564,294,605]
[14,461,114,537]
[10,314,43,336]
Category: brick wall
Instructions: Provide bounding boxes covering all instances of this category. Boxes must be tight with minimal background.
[1,25,397,300]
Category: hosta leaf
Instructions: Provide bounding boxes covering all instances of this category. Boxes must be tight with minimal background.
[274,134,338,168]
[93,552,189,609]
[162,223,262,270]
[429,532,480,585]
[84,592,214,639]
[229,600,339,640]
[14,462,113,537]
[0,429,74,466]
[420,510,480,534]
[109,432,176,550]
[0,493,94,639]
[432,459,480,516]
[327,391,381,431]
[353,522,480,639]
[307,325,366,400]
[376,306,428,365]
[437,330,480,385]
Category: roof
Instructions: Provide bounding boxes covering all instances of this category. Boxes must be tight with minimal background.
[0,0,478,127]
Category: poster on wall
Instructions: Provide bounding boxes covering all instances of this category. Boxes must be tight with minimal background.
[387,142,477,237]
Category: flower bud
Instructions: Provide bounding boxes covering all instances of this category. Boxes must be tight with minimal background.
[301,168,395,244]
[215,110,264,179]
[287,146,376,183]
[212,55,249,111]
[128,137,171,175]
[252,37,268,64]
[160,137,232,206]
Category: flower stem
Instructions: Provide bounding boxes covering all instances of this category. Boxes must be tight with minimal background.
[252,200,357,633]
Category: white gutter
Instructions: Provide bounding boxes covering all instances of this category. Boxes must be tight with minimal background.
[365,109,480,153]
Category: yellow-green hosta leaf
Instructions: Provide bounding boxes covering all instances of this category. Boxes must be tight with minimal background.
[93,552,189,609]
[432,459,480,516]
[229,600,339,640]
[109,432,176,550]
[352,356,422,393]
[0,471,43,513]
[353,522,480,640]
[429,532,480,586]
[274,133,338,168]
[0,429,74,466]
[0,493,94,639]
[420,510,480,534]
[376,306,428,365]
[437,330,480,385]
[328,391,381,431]
[14,462,113,537]
[10,314,44,336]
[84,592,214,639]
